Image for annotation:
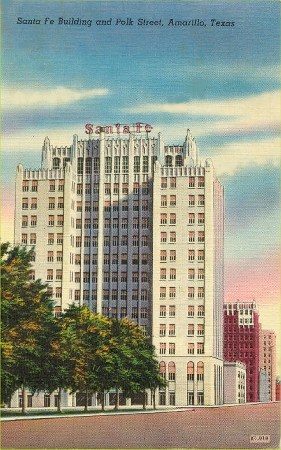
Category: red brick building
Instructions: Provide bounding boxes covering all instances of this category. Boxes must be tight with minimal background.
[223,302,260,402]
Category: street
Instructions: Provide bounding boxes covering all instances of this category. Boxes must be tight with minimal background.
[1,402,280,448]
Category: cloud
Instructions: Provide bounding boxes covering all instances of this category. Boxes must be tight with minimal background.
[208,137,281,176]
[124,90,280,136]
[1,86,109,109]
[2,125,84,152]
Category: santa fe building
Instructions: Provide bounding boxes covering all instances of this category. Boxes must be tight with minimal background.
[14,126,224,407]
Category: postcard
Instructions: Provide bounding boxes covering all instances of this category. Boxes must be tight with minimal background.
[1,0,280,448]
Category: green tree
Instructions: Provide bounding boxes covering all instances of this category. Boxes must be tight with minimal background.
[105,318,165,410]
[1,243,56,413]
[60,305,112,412]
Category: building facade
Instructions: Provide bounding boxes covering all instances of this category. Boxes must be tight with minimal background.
[223,361,246,404]
[259,368,270,403]
[223,302,260,402]
[14,127,224,407]
[259,329,276,402]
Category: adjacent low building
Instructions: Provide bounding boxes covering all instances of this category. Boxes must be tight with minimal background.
[223,361,246,404]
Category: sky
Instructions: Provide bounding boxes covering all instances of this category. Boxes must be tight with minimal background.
[1,1,280,365]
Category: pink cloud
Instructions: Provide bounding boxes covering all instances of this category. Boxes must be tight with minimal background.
[225,251,281,304]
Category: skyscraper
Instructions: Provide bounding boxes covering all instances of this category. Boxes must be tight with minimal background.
[223,301,260,402]
[14,126,224,407]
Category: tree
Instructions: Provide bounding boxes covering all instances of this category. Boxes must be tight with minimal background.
[60,305,112,412]
[1,243,56,413]
[104,318,165,410]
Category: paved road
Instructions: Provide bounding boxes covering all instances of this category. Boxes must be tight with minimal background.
[1,403,280,448]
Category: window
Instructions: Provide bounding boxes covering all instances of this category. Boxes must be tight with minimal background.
[48,233,54,245]
[22,215,28,227]
[85,158,92,175]
[169,324,175,336]
[170,232,176,243]
[160,250,167,262]
[27,395,33,408]
[170,213,176,225]
[47,269,53,280]
[142,200,148,211]
[159,392,166,405]
[31,198,37,209]
[76,236,82,247]
[132,307,138,319]
[160,324,166,336]
[188,324,194,336]
[198,195,205,206]
[122,183,128,195]
[49,197,55,209]
[141,289,148,301]
[142,156,149,173]
[189,231,195,243]
[198,176,205,187]
[197,362,204,380]
[122,200,128,211]
[198,287,204,298]
[169,287,176,298]
[132,272,139,283]
[188,306,194,317]
[31,181,38,192]
[47,251,54,262]
[169,250,176,262]
[160,213,167,225]
[188,287,194,298]
[198,250,204,261]
[198,231,205,242]
[160,287,166,298]
[142,218,149,229]
[189,195,195,206]
[161,195,167,206]
[198,305,205,317]
[197,324,204,336]
[77,183,83,195]
[161,177,167,188]
[121,253,127,265]
[113,156,120,174]
[22,181,29,191]
[189,177,195,188]
[159,361,166,379]
[175,154,182,167]
[160,305,166,317]
[160,268,166,280]
[170,268,176,280]
[57,197,64,209]
[58,180,64,191]
[120,306,127,317]
[57,215,63,226]
[188,343,194,355]
[170,195,176,206]
[30,215,37,226]
[165,155,173,167]
[93,157,100,173]
[197,343,204,354]
[57,233,63,244]
[161,232,167,243]
[189,213,195,224]
[132,235,139,247]
[187,362,194,381]
[198,213,205,224]
[170,177,176,188]
[168,362,176,381]
[22,198,28,209]
[160,343,166,355]
[169,305,175,317]
[169,343,175,355]
[134,156,140,173]
[198,269,204,280]
[188,268,195,280]
[105,157,112,173]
